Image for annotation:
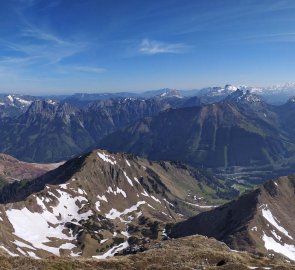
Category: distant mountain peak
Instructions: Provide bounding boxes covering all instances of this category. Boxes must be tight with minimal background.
[224,84,238,92]
[24,100,79,125]
[0,94,33,108]
[197,84,238,99]
[159,89,183,99]
[27,100,57,113]
[225,89,262,104]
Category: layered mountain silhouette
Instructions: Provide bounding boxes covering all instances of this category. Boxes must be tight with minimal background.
[99,90,295,182]
[0,94,200,162]
[3,89,295,183]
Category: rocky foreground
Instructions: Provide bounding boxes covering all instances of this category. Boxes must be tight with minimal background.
[0,235,293,270]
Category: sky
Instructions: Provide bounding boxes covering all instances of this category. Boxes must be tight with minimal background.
[1,0,295,94]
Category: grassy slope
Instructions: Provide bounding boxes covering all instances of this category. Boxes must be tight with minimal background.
[0,236,293,270]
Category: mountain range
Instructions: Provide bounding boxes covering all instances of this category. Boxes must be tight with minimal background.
[99,89,295,183]
[3,87,295,183]
[64,83,295,105]
[0,94,200,162]
[3,85,295,266]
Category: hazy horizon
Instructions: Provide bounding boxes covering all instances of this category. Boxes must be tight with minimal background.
[2,82,295,96]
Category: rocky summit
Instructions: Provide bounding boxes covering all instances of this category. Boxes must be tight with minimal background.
[0,149,233,259]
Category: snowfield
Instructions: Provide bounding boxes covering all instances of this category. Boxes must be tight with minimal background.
[6,190,92,256]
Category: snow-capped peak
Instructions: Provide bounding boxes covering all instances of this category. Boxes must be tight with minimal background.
[224,84,238,92]
[226,89,262,104]
[159,89,183,99]
[0,94,34,108]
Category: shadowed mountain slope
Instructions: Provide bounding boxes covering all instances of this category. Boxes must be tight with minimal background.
[169,174,295,261]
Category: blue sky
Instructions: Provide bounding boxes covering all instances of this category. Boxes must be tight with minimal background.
[1,0,295,94]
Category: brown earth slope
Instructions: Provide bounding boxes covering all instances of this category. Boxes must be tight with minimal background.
[0,149,233,259]
[0,235,293,270]
[169,174,295,262]
[0,153,62,183]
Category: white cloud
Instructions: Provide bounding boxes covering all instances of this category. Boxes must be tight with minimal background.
[139,38,190,55]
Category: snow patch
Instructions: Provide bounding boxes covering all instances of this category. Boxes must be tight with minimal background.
[13,240,35,250]
[262,206,293,240]
[134,177,140,184]
[141,189,149,197]
[163,199,174,207]
[151,195,161,204]
[251,226,257,232]
[123,171,133,187]
[27,251,40,259]
[105,201,146,220]
[77,188,86,195]
[93,241,129,260]
[100,239,108,244]
[6,191,92,256]
[97,194,108,202]
[95,201,101,211]
[0,246,18,257]
[97,151,116,165]
[115,187,127,198]
[263,233,295,261]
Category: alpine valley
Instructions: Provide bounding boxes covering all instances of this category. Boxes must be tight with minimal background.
[3,0,295,268]
[2,86,295,269]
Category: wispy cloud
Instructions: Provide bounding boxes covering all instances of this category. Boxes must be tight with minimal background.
[72,66,106,74]
[230,32,295,44]
[22,24,67,45]
[139,38,190,55]
[54,64,106,76]
[0,21,89,75]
